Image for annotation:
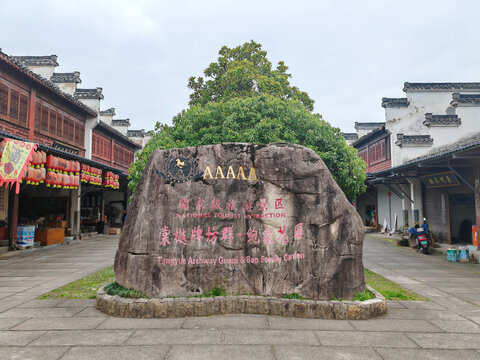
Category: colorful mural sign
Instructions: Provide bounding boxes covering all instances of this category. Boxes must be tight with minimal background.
[0,139,37,194]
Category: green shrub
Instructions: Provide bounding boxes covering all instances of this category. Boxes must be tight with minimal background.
[104,282,150,299]
[282,293,305,300]
[354,289,376,301]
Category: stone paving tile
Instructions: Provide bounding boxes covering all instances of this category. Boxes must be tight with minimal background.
[183,315,268,329]
[0,307,84,318]
[397,300,447,310]
[438,287,480,294]
[74,306,109,317]
[57,299,96,308]
[224,329,318,345]
[267,316,354,331]
[0,330,45,346]
[350,319,443,332]
[98,317,185,330]
[428,319,480,333]
[431,296,480,312]
[466,316,480,325]
[127,329,222,345]
[0,318,28,330]
[386,301,406,309]
[169,344,273,360]
[406,332,480,349]
[11,316,107,330]
[384,308,466,320]
[274,345,382,360]
[0,293,15,300]
[61,345,170,360]
[375,348,480,360]
[30,329,133,346]
[315,330,418,348]
[17,299,66,308]
[0,346,69,360]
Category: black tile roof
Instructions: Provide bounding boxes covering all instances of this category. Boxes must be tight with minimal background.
[423,113,461,127]
[395,134,433,147]
[354,122,385,130]
[112,119,130,126]
[100,108,116,116]
[451,93,480,106]
[341,132,358,141]
[51,72,81,84]
[372,132,480,176]
[95,121,142,149]
[11,55,59,67]
[351,125,388,147]
[381,98,409,108]
[127,129,145,137]
[75,88,104,100]
[0,50,97,117]
[403,82,480,92]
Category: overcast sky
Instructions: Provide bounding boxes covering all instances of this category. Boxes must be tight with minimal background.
[1,0,479,132]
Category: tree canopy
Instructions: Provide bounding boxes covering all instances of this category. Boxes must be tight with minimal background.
[129,41,366,200]
[188,41,314,111]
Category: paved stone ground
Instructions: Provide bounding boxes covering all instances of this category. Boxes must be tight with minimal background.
[1,235,480,359]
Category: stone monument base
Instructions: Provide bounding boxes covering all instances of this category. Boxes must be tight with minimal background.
[96,286,386,320]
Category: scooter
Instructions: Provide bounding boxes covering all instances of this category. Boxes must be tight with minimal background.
[408,219,431,255]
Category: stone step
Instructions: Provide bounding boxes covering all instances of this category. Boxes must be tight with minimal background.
[0,239,8,247]
[0,246,8,255]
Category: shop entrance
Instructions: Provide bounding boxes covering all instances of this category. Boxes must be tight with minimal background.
[449,193,475,244]
[18,185,70,229]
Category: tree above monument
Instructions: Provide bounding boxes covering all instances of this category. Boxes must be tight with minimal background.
[129,41,366,200]
[188,41,314,112]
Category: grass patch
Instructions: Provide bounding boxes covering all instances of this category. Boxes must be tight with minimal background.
[282,293,305,300]
[104,281,150,299]
[191,286,228,298]
[38,265,115,299]
[365,268,427,301]
[354,289,376,301]
[38,265,427,302]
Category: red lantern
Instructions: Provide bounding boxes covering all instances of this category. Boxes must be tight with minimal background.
[45,172,56,187]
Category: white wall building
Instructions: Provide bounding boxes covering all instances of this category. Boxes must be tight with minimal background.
[346,82,480,234]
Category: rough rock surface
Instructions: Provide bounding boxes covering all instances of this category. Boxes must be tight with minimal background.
[115,143,365,300]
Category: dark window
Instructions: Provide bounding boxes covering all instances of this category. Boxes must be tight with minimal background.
[368,138,386,164]
[56,114,63,137]
[9,89,19,120]
[41,105,48,131]
[35,102,41,129]
[0,83,8,115]
[68,119,74,141]
[74,123,80,144]
[49,110,56,134]
[19,94,28,123]
[358,148,367,163]
[79,125,84,147]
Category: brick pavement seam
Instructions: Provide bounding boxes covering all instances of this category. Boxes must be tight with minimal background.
[312,330,322,345]
[121,328,137,345]
[372,346,386,359]
[270,345,277,360]
[164,344,174,360]
[55,346,72,360]
[179,317,188,329]
[94,317,109,329]
[23,330,47,346]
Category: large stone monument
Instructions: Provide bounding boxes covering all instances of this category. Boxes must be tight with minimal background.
[115,143,365,300]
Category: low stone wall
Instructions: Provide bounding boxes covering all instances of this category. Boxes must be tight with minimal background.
[96,286,387,320]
